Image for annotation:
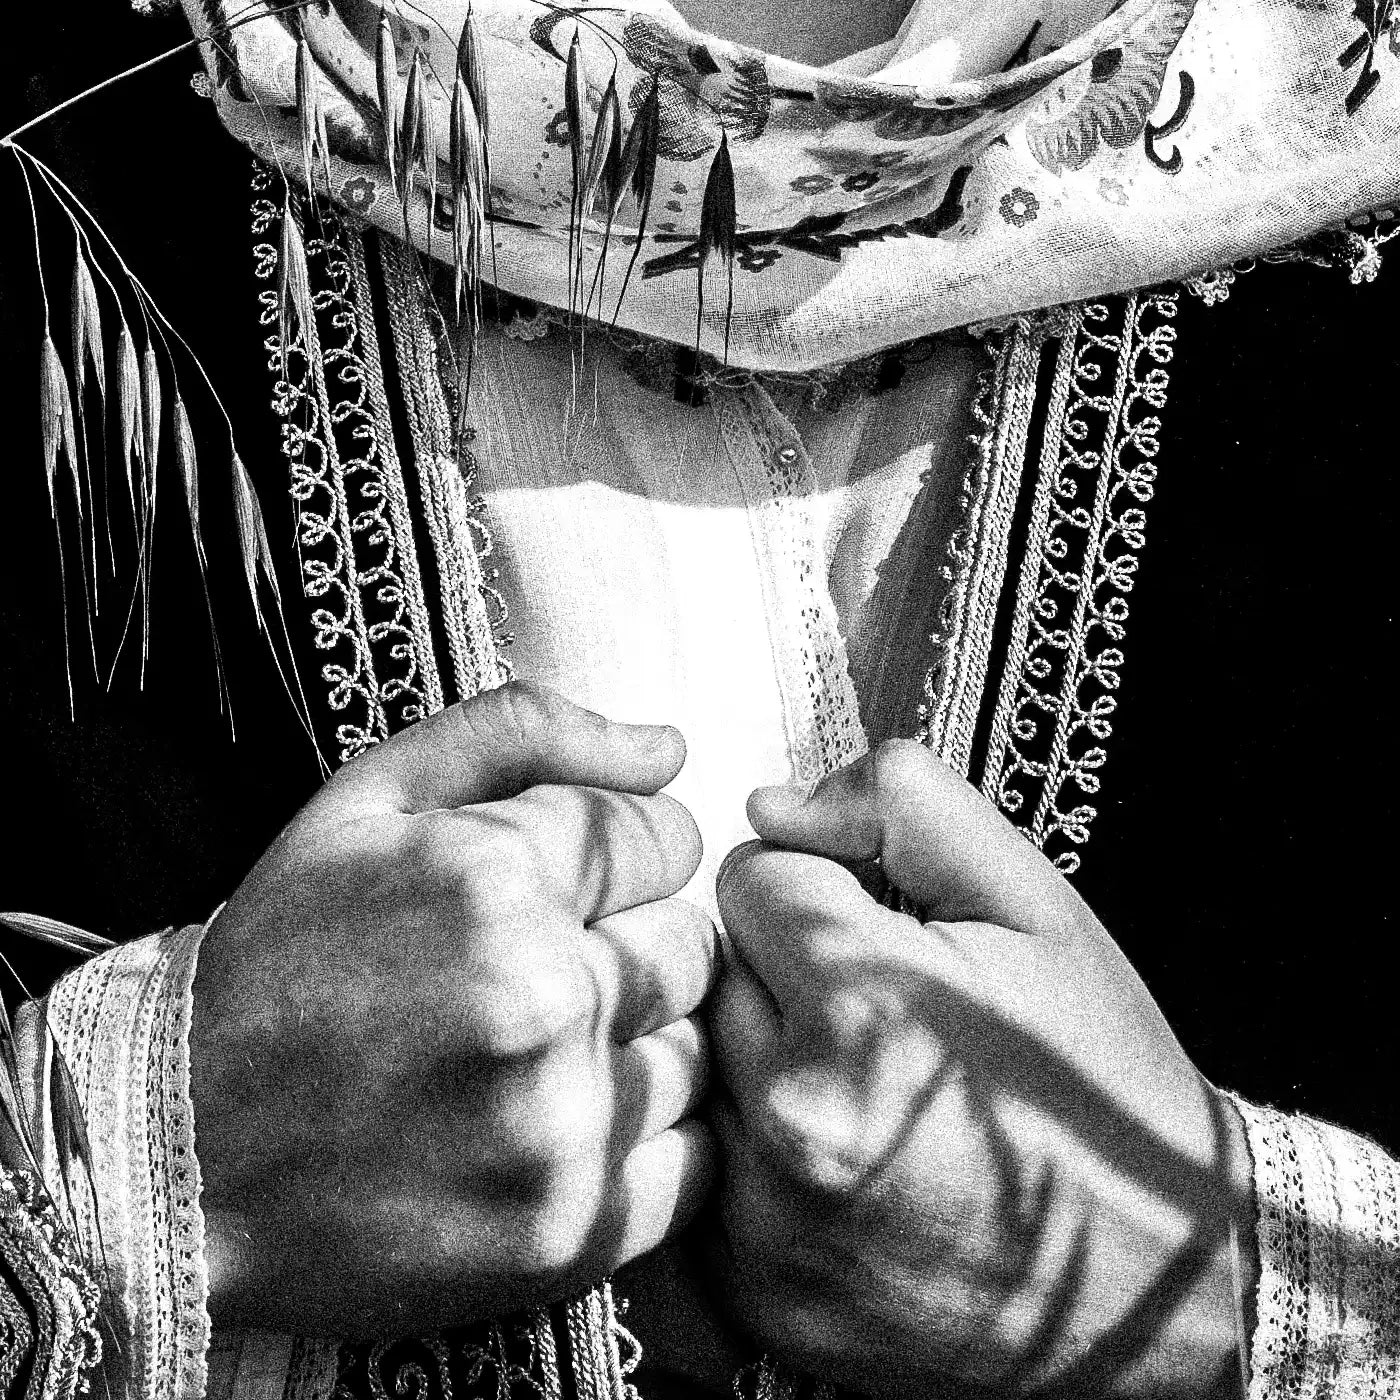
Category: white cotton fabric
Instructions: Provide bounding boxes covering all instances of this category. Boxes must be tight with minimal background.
[193,0,1400,367]
[464,318,985,909]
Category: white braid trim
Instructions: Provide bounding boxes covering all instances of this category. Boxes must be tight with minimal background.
[43,925,212,1400]
[1232,1096,1400,1400]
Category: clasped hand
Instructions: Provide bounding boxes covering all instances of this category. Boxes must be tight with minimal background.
[195,683,716,1333]
[195,688,1255,1398]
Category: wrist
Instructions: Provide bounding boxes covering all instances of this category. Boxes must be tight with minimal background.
[1086,1084,1258,1400]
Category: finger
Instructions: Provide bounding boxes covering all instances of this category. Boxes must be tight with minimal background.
[597,1119,716,1274]
[610,1015,710,1150]
[500,786,703,921]
[747,740,1073,933]
[324,681,686,819]
[709,958,781,1110]
[715,842,904,1011]
[584,897,719,1041]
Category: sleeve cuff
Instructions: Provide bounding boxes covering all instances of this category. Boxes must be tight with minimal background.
[1231,1095,1400,1399]
[36,924,212,1400]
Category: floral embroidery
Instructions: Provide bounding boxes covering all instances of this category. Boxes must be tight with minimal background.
[341,174,378,213]
[1025,0,1198,173]
[999,187,1040,226]
[543,109,571,148]
[736,244,783,272]
[790,173,834,193]
[1339,0,1396,115]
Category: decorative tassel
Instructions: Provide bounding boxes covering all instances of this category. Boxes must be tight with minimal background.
[697,130,736,363]
[376,13,402,203]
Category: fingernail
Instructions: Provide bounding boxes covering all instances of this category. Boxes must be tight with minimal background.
[715,838,763,895]
[766,782,814,809]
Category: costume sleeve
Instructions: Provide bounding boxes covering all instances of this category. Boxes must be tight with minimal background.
[12,925,212,1400]
[0,1161,103,1400]
[1232,1096,1400,1398]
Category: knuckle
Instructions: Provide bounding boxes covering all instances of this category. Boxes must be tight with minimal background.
[515,1157,607,1279]
[467,956,592,1059]
[494,679,563,744]
[871,737,936,799]
[410,811,541,909]
[407,809,472,887]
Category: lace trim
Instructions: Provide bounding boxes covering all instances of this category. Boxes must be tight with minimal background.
[378,240,512,704]
[1232,1098,1400,1399]
[1185,208,1400,303]
[253,170,447,759]
[42,927,209,1400]
[715,386,868,784]
[916,316,1063,775]
[0,1166,102,1400]
[975,292,1177,872]
[484,295,954,415]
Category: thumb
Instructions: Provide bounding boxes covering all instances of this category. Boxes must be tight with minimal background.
[324,681,685,816]
[746,740,1072,932]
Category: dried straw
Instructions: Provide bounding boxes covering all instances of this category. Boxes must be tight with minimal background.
[697,132,737,362]
[39,333,79,515]
[115,318,142,508]
[376,13,402,202]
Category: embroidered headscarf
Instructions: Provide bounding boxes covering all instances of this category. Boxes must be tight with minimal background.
[188,0,1400,368]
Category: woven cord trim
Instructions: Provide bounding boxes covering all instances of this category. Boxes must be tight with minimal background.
[252,167,450,759]
[975,293,1176,872]
[0,1164,103,1400]
[41,926,210,1400]
[1232,1097,1400,1399]
[377,239,511,703]
[918,316,1053,775]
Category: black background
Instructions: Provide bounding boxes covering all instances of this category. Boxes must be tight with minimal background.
[2,5,1394,1150]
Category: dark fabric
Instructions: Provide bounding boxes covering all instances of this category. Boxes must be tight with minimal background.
[0,3,1393,1167]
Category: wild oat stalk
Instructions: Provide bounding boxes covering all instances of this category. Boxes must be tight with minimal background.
[564,26,588,325]
[376,12,402,203]
[10,145,320,759]
[449,73,486,327]
[610,78,659,327]
[400,49,435,256]
[295,36,333,207]
[697,130,737,365]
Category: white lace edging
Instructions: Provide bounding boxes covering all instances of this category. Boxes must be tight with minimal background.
[40,925,212,1400]
[1231,1096,1400,1399]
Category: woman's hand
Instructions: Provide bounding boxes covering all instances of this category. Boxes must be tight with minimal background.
[711,741,1256,1399]
[193,682,717,1336]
